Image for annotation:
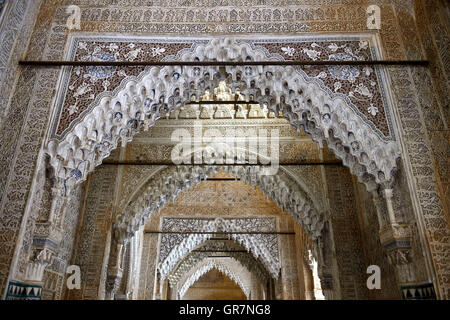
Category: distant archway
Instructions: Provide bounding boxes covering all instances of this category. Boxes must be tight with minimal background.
[157,217,281,280]
[114,165,325,246]
[176,257,253,300]
[168,241,271,289]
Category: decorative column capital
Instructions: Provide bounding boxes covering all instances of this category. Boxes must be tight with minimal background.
[25,248,55,283]
[379,223,415,283]
[379,223,412,248]
[386,248,412,265]
[379,223,412,266]
[33,221,64,245]
[383,188,393,200]
[379,223,412,265]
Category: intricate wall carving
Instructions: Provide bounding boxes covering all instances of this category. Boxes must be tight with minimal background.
[0,0,40,124]
[1,0,447,300]
[388,64,449,299]
[66,166,118,299]
[322,166,369,299]
[352,180,401,299]
[45,37,400,196]
[157,217,280,280]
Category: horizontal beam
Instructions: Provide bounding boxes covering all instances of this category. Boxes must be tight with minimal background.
[18,59,429,67]
[144,231,294,235]
[101,161,343,166]
[186,101,260,105]
[206,177,241,181]
[193,250,248,253]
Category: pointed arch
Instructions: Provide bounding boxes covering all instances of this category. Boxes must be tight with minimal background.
[45,38,400,194]
[168,245,271,289]
[157,217,280,280]
[114,165,325,245]
[176,257,253,300]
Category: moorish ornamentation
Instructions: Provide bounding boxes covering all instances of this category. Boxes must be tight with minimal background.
[176,257,251,300]
[45,37,400,199]
[157,217,280,280]
[114,165,325,245]
[167,243,270,289]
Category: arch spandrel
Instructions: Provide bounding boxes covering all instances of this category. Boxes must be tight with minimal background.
[45,37,401,194]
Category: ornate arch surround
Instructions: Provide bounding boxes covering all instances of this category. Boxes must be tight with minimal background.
[168,243,270,289]
[116,164,325,246]
[157,217,281,280]
[176,257,253,300]
[118,164,317,281]
[45,35,401,196]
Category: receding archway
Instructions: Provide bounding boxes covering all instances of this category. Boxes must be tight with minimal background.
[38,37,414,300]
[168,239,271,292]
[114,165,325,244]
[181,268,247,300]
[176,257,253,300]
[156,217,281,280]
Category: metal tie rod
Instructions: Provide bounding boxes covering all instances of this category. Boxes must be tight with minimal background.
[186,101,260,105]
[144,231,294,235]
[18,59,429,67]
[101,161,343,166]
[192,250,249,253]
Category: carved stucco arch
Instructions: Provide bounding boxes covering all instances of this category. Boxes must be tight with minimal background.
[176,257,253,300]
[168,247,271,289]
[162,141,327,216]
[157,217,280,280]
[115,164,325,245]
[45,38,400,195]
